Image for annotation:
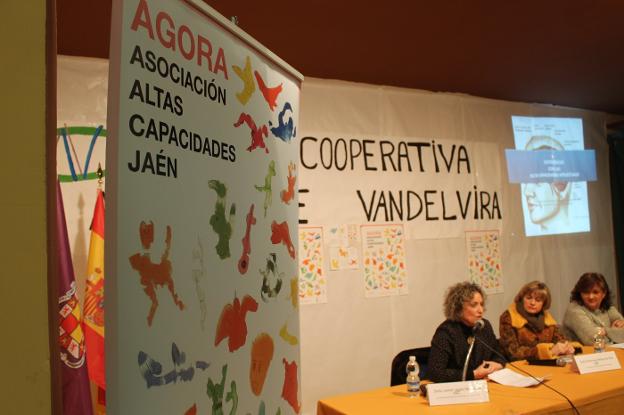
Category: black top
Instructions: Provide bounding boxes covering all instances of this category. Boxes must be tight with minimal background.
[427,319,505,383]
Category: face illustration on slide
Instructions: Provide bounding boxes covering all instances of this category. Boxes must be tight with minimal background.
[522,136,571,231]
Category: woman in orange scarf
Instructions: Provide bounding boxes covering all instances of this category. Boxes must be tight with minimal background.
[499,281,575,361]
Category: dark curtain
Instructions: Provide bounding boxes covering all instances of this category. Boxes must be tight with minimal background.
[608,122,624,310]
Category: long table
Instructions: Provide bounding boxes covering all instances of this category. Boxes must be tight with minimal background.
[318,348,624,415]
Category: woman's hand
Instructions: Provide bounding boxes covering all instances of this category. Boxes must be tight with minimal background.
[551,341,575,356]
[473,360,503,379]
[611,319,624,328]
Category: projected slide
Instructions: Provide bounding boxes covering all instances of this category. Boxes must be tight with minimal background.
[506,116,596,237]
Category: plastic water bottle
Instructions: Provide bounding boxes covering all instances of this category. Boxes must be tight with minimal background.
[593,327,606,353]
[556,354,573,366]
[406,355,420,398]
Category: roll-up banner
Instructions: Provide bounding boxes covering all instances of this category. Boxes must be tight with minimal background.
[106,1,302,413]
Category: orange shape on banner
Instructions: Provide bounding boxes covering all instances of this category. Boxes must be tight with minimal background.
[281,358,301,413]
[254,70,282,111]
[129,222,185,326]
[215,294,258,352]
[250,333,274,396]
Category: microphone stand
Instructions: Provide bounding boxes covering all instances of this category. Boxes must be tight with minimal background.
[462,320,484,381]
[473,333,580,415]
[461,336,476,381]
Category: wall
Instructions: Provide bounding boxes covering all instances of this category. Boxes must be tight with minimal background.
[297,78,616,414]
[0,1,53,414]
[57,55,109,305]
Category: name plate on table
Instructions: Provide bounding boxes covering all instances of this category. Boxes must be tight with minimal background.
[426,379,489,406]
[574,351,621,374]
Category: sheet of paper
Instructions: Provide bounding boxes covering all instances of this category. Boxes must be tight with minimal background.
[488,368,544,387]
[609,343,624,349]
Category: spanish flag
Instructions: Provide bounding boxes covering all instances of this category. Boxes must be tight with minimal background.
[84,189,106,394]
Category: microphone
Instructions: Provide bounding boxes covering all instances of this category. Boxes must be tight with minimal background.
[473,319,485,331]
[472,333,580,415]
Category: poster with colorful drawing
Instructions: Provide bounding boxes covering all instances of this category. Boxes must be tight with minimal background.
[327,224,359,270]
[465,230,503,294]
[361,224,408,297]
[106,0,302,413]
[298,227,327,305]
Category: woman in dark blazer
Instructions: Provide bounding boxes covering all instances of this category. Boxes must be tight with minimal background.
[428,281,505,383]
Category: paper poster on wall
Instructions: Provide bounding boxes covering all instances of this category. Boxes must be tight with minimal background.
[299,135,504,240]
[298,227,327,305]
[508,116,594,237]
[106,1,302,414]
[361,224,408,297]
[465,230,503,294]
[327,224,360,270]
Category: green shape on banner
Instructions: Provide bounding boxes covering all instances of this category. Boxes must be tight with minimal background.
[226,380,238,415]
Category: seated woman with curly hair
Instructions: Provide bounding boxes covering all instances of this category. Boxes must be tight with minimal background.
[428,281,505,383]
[499,281,575,361]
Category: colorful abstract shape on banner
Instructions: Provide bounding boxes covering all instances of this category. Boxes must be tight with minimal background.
[250,333,274,396]
[137,342,209,388]
[232,56,255,105]
[466,230,503,294]
[238,204,257,274]
[280,162,296,204]
[361,224,408,297]
[128,221,185,327]
[298,227,327,304]
[281,358,300,413]
[255,70,283,111]
[215,294,259,352]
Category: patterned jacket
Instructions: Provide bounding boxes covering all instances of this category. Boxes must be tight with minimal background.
[499,303,567,361]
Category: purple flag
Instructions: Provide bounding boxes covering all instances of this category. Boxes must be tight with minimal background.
[56,180,94,415]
